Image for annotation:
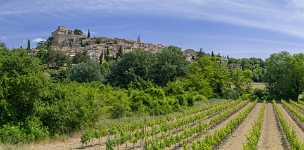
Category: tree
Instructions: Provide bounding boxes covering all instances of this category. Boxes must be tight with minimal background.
[265,51,304,100]
[68,61,102,82]
[107,50,154,87]
[46,49,70,67]
[231,69,252,93]
[198,48,206,57]
[0,41,6,49]
[27,40,31,52]
[72,51,90,64]
[74,29,83,35]
[87,29,91,38]
[0,49,45,122]
[189,56,230,97]
[151,46,188,86]
[211,51,215,57]
[0,49,41,77]
[117,46,123,58]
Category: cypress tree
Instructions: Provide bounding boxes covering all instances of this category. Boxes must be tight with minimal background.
[27,40,31,51]
[87,29,91,38]
[117,46,123,58]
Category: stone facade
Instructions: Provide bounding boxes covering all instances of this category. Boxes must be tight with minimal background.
[183,49,198,62]
[50,26,166,61]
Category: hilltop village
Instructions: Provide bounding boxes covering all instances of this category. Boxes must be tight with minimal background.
[32,26,198,63]
[42,26,187,61]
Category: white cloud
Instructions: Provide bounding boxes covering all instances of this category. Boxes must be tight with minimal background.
[2,0,304,39]
[32,38,46,43]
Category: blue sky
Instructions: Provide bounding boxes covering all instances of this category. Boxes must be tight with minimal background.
[1,0,304,58]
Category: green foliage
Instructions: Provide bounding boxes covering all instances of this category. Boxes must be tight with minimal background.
[265,52,304,100]
[191,102,256,150]
[0,41,6,49]
[0,49,41,77]
[228,57,266,82]
[72,51,91,64]
[107,90,131,118]
[231,69,252,93]
[107,47,188,87]
[107,50,154,87]
[0,124,27,144]
[68,61,102,82]
[243,104,265,150]
[46,49,70,67]
[73,29,83,35]
[151,46,188,86]
[273,101,304,149]
[189,56,230,97]
[0,50,106,143]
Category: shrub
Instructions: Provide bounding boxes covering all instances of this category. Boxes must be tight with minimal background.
[24,117,49,141]
[0,124,26,144]
[68,61,102,82]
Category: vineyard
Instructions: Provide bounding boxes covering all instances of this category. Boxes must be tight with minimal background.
[2,100,304,150]
[73,100,304,150]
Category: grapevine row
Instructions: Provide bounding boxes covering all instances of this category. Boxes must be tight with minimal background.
[243,103,265,150]
[282,101,304,123]
[81,101,229,144]
[107,101,240,148]
[273,101,304,149]
[144,101,249,150]
[189,102,256,150]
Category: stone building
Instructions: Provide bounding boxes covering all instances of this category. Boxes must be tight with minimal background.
[183,49,198,62]
[49,26,166,62]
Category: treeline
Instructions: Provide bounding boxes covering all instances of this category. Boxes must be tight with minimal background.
[0,42,254,143]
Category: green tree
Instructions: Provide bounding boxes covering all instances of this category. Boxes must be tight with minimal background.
[46,49,70,67]
[151,46,188,86]
[265,51,304,100]
[0,49,45,122]
[189,56,230,97]
[231,69,252,93]
[68,61,102,82]
[0,41,6,49]
[107,50,154,87]
[72,51,90,64]
[74,29,83,35]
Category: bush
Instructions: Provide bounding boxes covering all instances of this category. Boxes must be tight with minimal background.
[0,124,26,144]
[223,88,240,100]
[68,61,102,82]
[108,90,131,118]
[24,117,49,141]
[35,83,102,134]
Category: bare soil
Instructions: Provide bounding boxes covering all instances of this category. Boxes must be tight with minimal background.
[218,103,262,150]
[257,103,285,150]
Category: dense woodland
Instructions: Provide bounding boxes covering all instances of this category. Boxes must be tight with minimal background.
[0,40,304,144]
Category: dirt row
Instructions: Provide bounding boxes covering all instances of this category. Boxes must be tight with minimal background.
[257,103,284,150]
[218,103,304,150]
[218,103,262,150]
